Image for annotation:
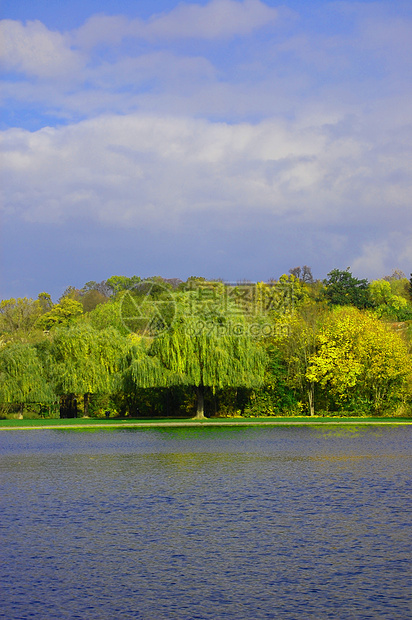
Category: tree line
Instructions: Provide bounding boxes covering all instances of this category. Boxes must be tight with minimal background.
[1,268,411,419]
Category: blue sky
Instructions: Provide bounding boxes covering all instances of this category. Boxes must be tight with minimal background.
[1,0,411,300]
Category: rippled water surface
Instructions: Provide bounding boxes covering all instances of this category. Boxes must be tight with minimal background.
[0,426,411,619]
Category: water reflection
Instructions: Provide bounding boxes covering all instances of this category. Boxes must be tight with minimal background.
[0,426,410,619]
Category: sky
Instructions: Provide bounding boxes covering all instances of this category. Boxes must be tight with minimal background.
[1,0,411,300]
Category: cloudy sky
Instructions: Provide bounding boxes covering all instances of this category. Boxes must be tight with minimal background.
[1,0,411,300]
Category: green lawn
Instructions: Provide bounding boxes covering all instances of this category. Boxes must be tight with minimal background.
[0,416,411,429]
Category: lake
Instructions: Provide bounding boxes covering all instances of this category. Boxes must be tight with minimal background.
[0,426,410,619]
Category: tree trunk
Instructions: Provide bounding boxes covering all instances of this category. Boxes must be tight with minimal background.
[194,385,205,419]
[60,394,77,418]
[83,392,89,418]
[308,384,315,416]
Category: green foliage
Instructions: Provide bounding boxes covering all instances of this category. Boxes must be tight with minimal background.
[38,292,53,312]
[87,298,128,334]
[119,284,175,336]
[370,280,412,321]
[1,271,412,419]
[152,297,266,389]
[0,343,56,406]
[148,295,267,416]
[49,323,126,397]
[38,297,84,331]
[0,297,44,341]
[277,273,310,308]
[59,286,81,301]
[106,275,141,296]
[80,289,108,312]
[123,339,176,390]
[278,302,328,415]
[244,345,297,416]
[323,268,371,309]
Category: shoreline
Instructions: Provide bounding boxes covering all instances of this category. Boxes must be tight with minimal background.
[0,418,411,430]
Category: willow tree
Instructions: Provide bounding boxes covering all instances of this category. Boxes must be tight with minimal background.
[49,323,127,416]
[120,338,177,415]
[0,343,56,417]
[150,295,267,418]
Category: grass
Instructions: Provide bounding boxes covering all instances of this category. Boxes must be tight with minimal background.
[0,415,411,429]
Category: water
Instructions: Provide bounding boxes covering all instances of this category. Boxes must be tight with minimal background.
[0,426,410,619]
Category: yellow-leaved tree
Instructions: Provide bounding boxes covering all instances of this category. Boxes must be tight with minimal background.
[306,306,411,414]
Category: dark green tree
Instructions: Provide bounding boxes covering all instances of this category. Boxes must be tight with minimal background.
[323,268,372,309]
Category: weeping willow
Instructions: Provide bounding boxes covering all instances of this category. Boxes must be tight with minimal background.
[123,339,177,389]
[50,323,127,415]
[0,343,55,415]
[150,297,267,418]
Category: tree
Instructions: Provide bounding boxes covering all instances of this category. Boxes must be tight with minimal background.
[78,281,111,311]
[323,268,371,309]
[382,270,410,301]
[244,343,296,416]
[80,280,112,298]
[383,269,406,281]
[369,280,412,321]
[87,298,129,334]
[38,292,53,312]
[49,324,127,416]
[59,286,81,301]
[150,295,267,418]
[306,307,411,414]
[0,343,55,416]
[0,297,45,342]
[38,297,83,331]
[279,302,328,415]
[289,265,314,284]
[80,289,108,312]
[106,275,142,296]
[277,274,309,309]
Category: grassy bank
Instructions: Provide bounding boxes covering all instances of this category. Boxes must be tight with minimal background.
[0,416,411,430]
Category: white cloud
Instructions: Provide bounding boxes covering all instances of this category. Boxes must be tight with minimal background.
[73,0,278,49]
[0,114,328,228]
[0,19,83,79]
[1,112,411,237]
[144,0,277,39]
